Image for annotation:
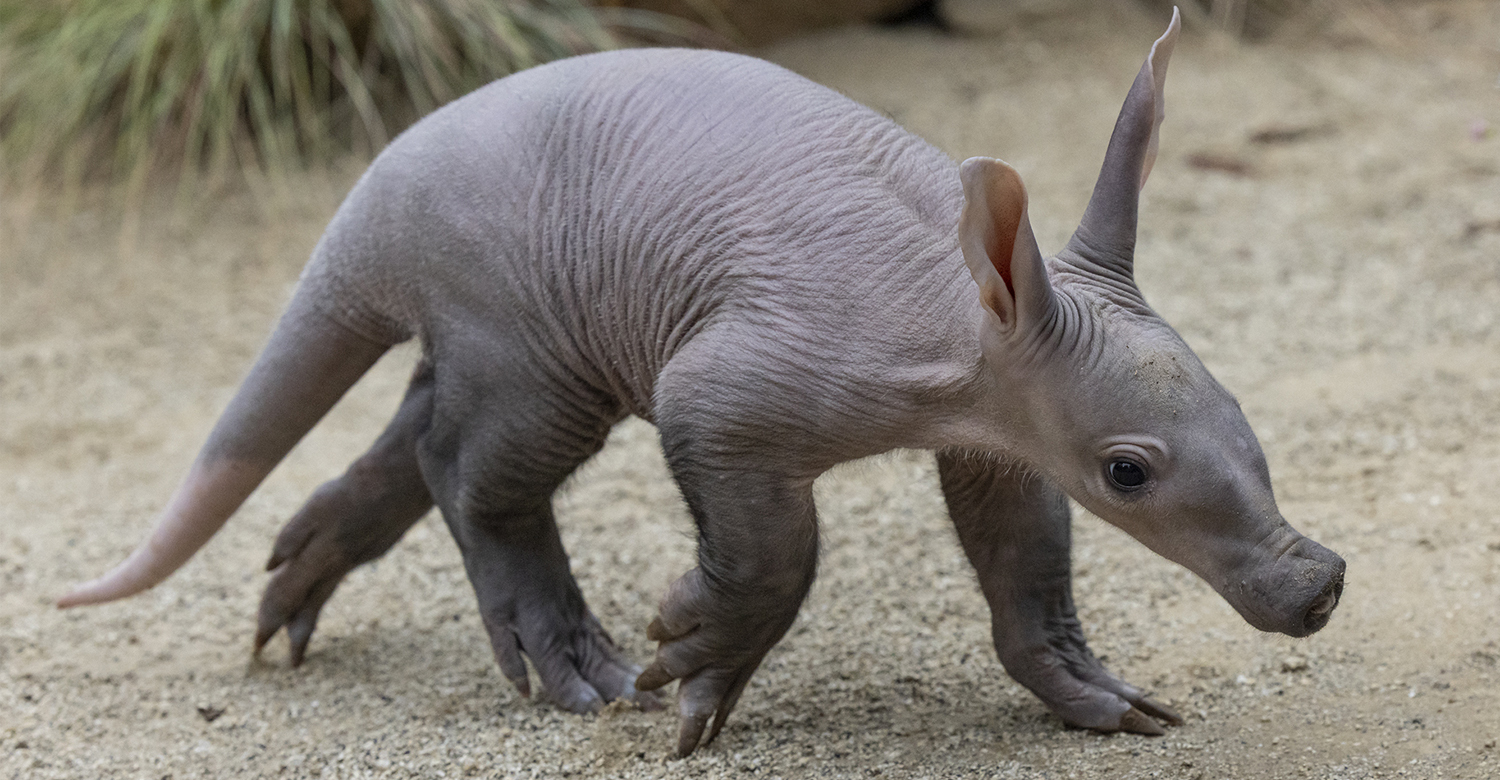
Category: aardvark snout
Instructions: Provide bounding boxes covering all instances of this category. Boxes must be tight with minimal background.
[1298,558,1344,636]
[1233,534,1346,638]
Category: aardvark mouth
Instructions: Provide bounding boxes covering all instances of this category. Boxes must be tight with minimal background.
[1227,533,1346,638]
[1300,569,1343,635]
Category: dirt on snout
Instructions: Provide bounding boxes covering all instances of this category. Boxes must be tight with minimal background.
[3,2,1500,778]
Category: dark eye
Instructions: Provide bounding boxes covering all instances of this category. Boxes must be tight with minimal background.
[1107,459,1148,491]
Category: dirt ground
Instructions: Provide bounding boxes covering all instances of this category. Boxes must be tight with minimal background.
[3,2,1500,778]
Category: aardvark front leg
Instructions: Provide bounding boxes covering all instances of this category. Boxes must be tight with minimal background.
[636,465,818,758]
[936,450,1182,735]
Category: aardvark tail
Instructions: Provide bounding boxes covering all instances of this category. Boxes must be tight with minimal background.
[57,286,392,607]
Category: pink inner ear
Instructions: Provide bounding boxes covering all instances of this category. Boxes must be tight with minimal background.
[959,156,1040,326]
[984,170,1027,296]
[987,218,1017,298]
[996,259,1014,297]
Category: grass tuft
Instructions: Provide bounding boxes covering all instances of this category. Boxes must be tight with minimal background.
[0,0,705,191]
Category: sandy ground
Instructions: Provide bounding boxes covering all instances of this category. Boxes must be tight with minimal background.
[4,3,1500,778]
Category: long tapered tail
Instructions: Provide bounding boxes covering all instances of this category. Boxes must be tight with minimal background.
[57,284,394,607]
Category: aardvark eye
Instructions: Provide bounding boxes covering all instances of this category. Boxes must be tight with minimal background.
[1107,459,1148,491]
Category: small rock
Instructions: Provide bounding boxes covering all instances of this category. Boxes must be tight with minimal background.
[1282,656,1308,673]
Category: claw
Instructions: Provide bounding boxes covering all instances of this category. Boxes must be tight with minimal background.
[675,705,712,757]
[488,625,532,698]
[635,664,674,692]
[646,614,698,643]
[646,617,670,642]
[286,618,315,667]
[636,693,667,712]
[625,683,667,712]
[252,623,276,656]
[704,680,744,747]
[1117,706,1167,736]
[1133,695,1184,726]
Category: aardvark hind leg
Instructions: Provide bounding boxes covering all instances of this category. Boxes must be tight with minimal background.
[256,361,436,665]
[419,365,658,713]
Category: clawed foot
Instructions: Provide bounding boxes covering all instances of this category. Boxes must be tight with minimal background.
[253,476,426,665]
[481,596,663,714]
[254,520,355,667]
[1115,696,1184,736]
[1003,633,1183,736]
[255,367,435,666]
[1056,664,1183,737]
[635,567,799,757]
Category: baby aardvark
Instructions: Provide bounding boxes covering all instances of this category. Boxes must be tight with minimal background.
[62,9,1343,757]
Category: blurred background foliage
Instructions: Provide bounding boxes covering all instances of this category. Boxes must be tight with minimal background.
[0,0,711,192]
[0,0,1336,192]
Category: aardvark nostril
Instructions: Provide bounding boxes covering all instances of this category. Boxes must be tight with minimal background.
[1301,571,1344,633]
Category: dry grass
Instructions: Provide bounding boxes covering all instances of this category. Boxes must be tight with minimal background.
[0,0,705,195]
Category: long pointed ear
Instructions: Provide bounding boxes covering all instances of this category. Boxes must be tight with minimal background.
[958,157,1053,332]
[1065,7,1181,277]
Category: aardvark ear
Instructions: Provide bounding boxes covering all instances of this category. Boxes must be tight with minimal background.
[958,157,1053,332]
[1065,7,1181,275]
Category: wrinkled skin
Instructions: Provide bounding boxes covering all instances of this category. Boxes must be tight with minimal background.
[63,10,1344,757]
[254,360,661,713]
